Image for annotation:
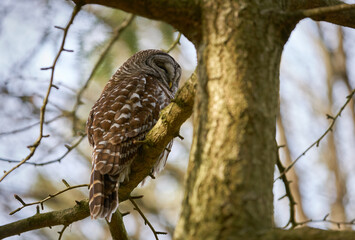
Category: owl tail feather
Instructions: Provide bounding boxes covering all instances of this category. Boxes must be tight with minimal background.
[89,168,119,222]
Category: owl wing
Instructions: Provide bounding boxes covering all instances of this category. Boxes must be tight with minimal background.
[87,75,168,177]
[87,74,172,220]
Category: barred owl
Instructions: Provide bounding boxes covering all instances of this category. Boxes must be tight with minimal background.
[86,49,181,221]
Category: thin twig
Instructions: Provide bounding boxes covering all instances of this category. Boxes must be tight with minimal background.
[72,14,135,134]
[0,200,90,239]
[276,89,355,181]
[0,72,197,239]
[296,3,355,18]
[0,115,63,136]
[0,3,83,183]
[275,145,297,229]
[164,32,182,53]
[57,224,68,240]
[297,214,355,229]
[0,135,86,166]
[129,197,167,240]
[10,181,88,215]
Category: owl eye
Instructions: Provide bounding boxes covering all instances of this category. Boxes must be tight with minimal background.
[157,63,169,74]
[156,63,174,88]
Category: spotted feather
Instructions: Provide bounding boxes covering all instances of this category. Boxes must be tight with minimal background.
[86,49,181,221]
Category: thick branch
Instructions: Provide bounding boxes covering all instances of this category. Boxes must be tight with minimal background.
[0,72,196,238]
[118,72,196,201]
[287,0,355,28]
[0,200,90,239]
[264,227,355,240]
[106,211,129,240]
[74,0,201,44]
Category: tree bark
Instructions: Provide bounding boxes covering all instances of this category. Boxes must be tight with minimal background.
[3,0,355,239]
[174,1,292,239]
[287,0,355,28]
[0,74,196,238]
[76,0,201,43]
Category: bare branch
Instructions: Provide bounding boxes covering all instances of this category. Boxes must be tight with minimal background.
[164,32,182,53]
[0,135,86,166]
[267,227,355,239]
[275,145,298,229]
[57,225,68,240]
[276,88,355,181]
[74,0,201,43]
[295,3,355,18]
[106,210,129,240]
[287,0,355,29]
[10,182,88,215]
[297,217,355,229]
[0,200,90,239]
[72,14,135,134]
[277,116,308,223]
[0,3,83,182]
[117,71,196,201]
[129,197,167,240]
[0,71,196,238]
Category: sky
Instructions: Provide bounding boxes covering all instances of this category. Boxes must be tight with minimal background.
[0,0,355,239]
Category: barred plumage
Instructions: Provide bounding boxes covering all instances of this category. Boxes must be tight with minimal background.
[86,49,181,221]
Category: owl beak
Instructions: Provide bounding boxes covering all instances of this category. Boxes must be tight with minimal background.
[169,82,173,89]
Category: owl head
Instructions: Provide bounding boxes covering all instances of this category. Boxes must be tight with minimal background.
[118,49,182,96]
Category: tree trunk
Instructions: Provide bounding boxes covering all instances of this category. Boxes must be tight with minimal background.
[174,1,292,239]
[4,0,355,239]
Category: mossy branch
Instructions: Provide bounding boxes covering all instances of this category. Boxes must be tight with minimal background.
[0,200,89,239]
[265,227,355,240]
[73,0,201,44]
[0,72,197,239]
[118,71,196,201]
[106,210,129,240]
[287,0,355,29]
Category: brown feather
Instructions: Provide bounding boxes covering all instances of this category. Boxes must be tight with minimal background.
[86,50,181,221]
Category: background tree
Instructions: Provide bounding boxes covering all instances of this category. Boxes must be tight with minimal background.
[0,0,355,239]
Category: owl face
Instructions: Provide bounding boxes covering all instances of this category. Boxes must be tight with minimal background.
[146,52,182,96]
[118,49,181,98]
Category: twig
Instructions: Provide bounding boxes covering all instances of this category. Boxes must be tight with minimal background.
[0,3,83,183]
[10,181,88,215]
[177,134,184,140]
[72,14,135,134]
[129,197,167,240]
[57,224,68,240]
[0,200,90,239]
[296,3,355,18]
[32,134,86,166]
[164,32,182,53]
[276,89,355,181]
[0,115,63,136]
[0,135,86,166]
[0,72,197,239]
[297,214,355,229]
[275,145,297,229]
